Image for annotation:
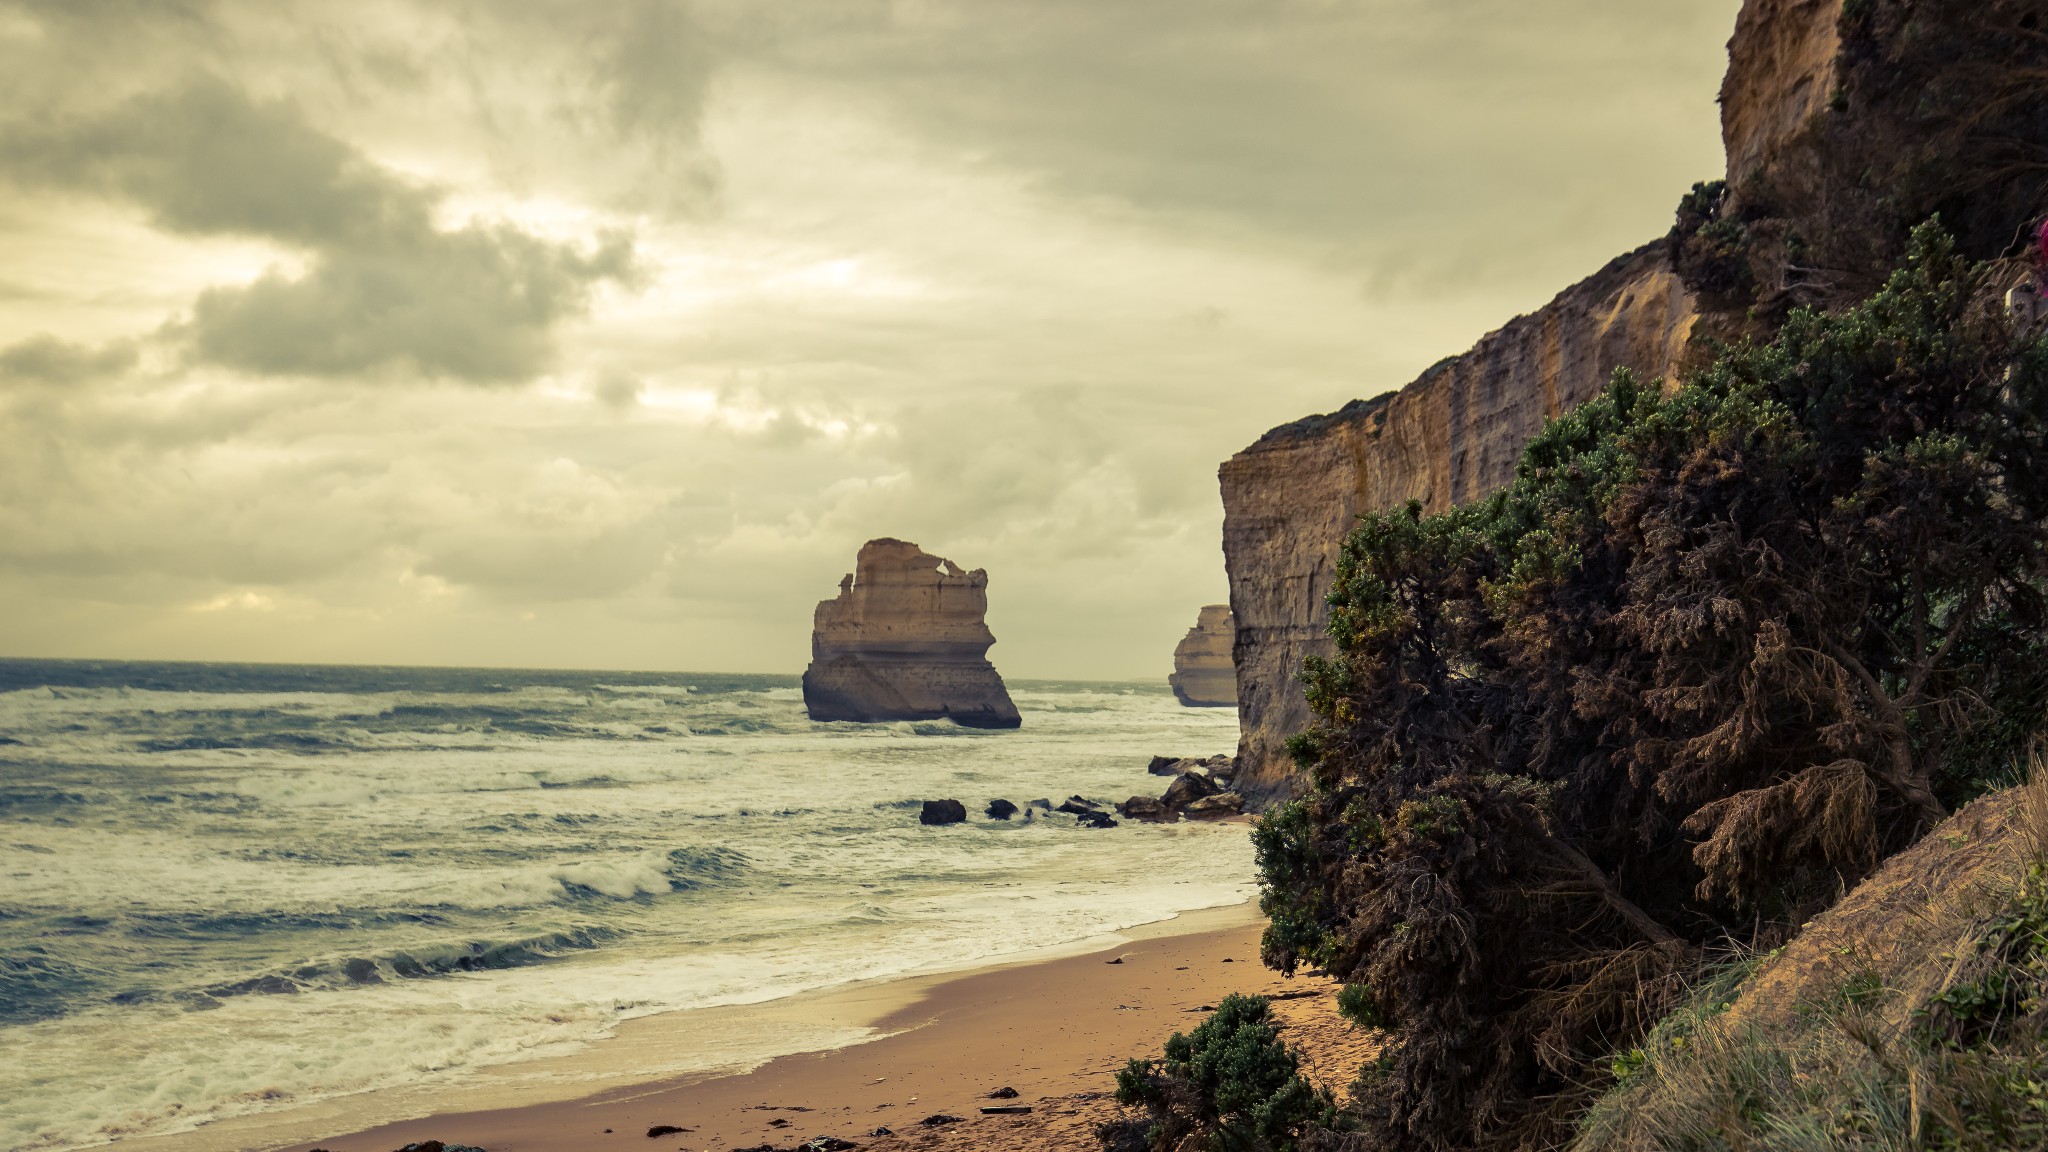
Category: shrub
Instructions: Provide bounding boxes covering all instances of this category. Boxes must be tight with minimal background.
[1112,994,1337,1152]
[1259,222,2048,1150]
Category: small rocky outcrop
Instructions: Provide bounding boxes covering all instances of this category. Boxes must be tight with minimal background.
[1117,795,1170,823]
[1075,810,1119,829]
[1148,754,1235,782]
[919,799,967,825]
[802,539,1021,728]
[1183,793,1244,821]
[1161,772,1221,811]
[986,798,1018,820]
[1168,605,1237,707]
[1118,763,1246,823]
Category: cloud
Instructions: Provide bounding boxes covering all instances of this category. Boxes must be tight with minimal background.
[0,334,137,384]
[0,75,641,382]
[0,0,1744,676]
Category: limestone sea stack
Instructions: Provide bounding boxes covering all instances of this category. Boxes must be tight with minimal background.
[802,538,1022,729]
[1168,605,1236,707]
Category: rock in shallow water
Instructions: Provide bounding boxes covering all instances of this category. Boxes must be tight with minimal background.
[801,539,1021,728]
[1183,792,1244,820]
[1161,771,1221,811]
[1116,795,1170,823]
[986,798,1018,820]
[919,799,967,825]
[1168,604,1237,707]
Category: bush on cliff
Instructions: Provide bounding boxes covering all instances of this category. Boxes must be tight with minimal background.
[1253,222,2048,1151]
[1112,993,1338,1152]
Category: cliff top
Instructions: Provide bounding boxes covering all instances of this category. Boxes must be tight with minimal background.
[1235,241,1673,456]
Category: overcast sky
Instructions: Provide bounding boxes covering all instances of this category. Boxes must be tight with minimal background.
[0,0,1740,679]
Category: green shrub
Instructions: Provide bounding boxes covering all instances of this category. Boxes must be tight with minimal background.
[1112,994,1337,1152]
[1260,222,2048,1150]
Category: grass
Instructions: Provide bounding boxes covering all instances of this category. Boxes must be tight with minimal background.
[1571,757,2048,1152]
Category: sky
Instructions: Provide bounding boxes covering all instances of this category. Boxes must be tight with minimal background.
[0,0,1742,679]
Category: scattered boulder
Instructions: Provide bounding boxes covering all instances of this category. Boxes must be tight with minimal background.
[1075,810,1119,829]
[1025,798,1053,810]
[986,798,1018,820]
[1183,793,1244,821]
[645,1126,687,1138]
[1161,772,1221,811]
[800,1138,859,1152]
[1055,796,1102,815]
[919,799,967,825]
[1147,753,1234,778]
[989,1086,1020,1099]
[920,1114,966,1127]
[868,1128,893,1138]
[1116,795,1170,823]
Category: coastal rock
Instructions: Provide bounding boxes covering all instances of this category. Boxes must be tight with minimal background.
[1148,753,1232,778]
[1221,243,1696,804]
[1056,796,1103,815]
[919,799,967,825]
[1168,605,1236,707]
[1216,0,2048,805]
[802,539,1021,729]
[1183,793,1244,821]
[1117,795,1170,823]
[1075,810,1119,829]
[1161,771,1221,811]
[986,798,1019,820]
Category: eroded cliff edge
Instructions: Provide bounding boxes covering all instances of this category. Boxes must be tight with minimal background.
[1169,605,1236,708]
[1219,0,2048,803]
[802,538,1021,729]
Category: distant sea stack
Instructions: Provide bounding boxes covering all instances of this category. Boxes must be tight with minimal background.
[1168,605,1236,708]
[802,538,1022,729]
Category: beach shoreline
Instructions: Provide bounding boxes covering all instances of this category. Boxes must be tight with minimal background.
[115,898,1372,1152]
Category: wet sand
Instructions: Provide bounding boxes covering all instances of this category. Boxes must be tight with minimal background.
[245,902,1367,1152]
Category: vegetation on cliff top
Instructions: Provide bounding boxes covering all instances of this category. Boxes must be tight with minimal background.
[1224,222,2048,1152]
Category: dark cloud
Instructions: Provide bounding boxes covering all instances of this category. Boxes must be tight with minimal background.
[0,75,641,382]
[182,222,637,382]
[0,334,138,385]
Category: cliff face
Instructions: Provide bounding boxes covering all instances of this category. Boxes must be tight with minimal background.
[1218,0,2048,804]
[1221,246,1698,800]
[1169,604,1236,707]
[802,538,1021,729]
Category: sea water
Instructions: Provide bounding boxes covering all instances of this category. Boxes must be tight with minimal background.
[0,660,1251,1151]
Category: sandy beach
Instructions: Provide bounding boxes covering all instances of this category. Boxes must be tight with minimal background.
[185,902,1371,1152]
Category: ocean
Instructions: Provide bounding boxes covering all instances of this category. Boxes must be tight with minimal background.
[0,659,1251,1151]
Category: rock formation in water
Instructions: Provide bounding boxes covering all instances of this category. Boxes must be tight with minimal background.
[1219,0,2048,803]
[1168,605,1236,707]
[802,538,1022,729]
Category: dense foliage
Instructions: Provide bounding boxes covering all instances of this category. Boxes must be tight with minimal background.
[1111,993,1338,1152]
[1252,223,2048,1150]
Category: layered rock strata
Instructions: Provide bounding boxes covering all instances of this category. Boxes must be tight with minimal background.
[1217,0,2048,805]
[1221,245,1698,801]
[1168,605,1237,707]
[802,538,1021,728]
